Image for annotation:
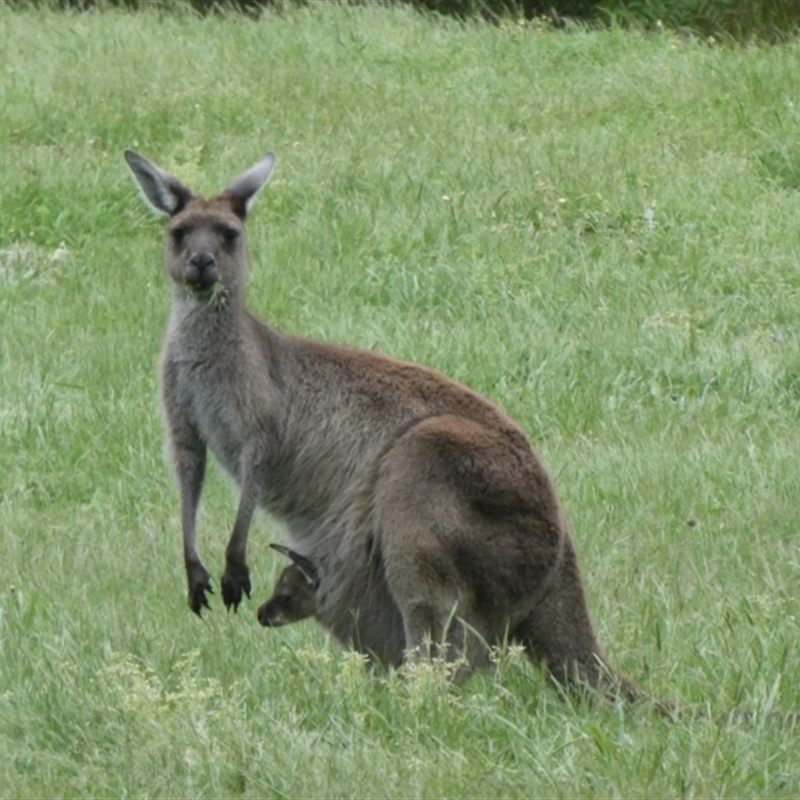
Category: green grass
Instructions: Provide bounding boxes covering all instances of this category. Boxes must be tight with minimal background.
[1,3,799,797]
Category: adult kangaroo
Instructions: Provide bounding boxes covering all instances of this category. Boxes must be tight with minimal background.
[125,148,650,703]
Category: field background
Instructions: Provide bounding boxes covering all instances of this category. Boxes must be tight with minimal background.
[2,2,800,797]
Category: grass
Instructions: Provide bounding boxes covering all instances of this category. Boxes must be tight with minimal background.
[1,2,799,796]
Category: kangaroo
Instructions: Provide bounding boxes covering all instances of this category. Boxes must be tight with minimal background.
[257,544,319,628]
[125,148,656,705]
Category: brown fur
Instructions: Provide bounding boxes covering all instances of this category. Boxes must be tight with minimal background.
[125,148,657,704]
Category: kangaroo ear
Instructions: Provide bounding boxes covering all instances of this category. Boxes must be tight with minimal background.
[222,152,275,219]
[125,150,194,217]
[270,543,318,587]
[270,543,294,560]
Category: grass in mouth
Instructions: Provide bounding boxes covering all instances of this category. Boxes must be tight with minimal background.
[181,279,229,307]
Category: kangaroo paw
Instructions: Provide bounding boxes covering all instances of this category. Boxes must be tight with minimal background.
[188,566,214,617]
[221,561,251,612]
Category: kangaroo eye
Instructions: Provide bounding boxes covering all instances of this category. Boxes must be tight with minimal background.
[170,227,186,246]
[223,228,239,245]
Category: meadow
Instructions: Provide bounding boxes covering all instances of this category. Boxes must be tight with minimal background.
[1,2,800,796]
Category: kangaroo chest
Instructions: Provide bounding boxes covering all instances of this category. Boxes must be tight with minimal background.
[170,356,249,481]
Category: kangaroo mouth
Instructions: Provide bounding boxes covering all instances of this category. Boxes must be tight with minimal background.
[184,276,219,292]
[184,263,221,290]
[182,276,229,305]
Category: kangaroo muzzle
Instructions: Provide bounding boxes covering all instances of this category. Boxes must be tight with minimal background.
[187,251,219,287]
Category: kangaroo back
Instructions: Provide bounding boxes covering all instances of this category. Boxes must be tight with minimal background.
[126,149,661,707]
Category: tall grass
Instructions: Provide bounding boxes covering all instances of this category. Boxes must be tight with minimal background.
[1,2,799,796]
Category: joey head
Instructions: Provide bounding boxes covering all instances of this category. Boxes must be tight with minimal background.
[257,544,319,628]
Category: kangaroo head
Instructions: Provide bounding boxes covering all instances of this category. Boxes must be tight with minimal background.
[124,150,275,302]
[257,544,319,628]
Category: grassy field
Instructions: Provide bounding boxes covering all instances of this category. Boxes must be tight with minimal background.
[1,2,800,797]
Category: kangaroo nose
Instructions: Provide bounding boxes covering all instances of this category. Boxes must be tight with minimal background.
[190,252,216,272]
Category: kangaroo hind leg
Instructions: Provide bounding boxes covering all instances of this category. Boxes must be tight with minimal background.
[374,414,559,674]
